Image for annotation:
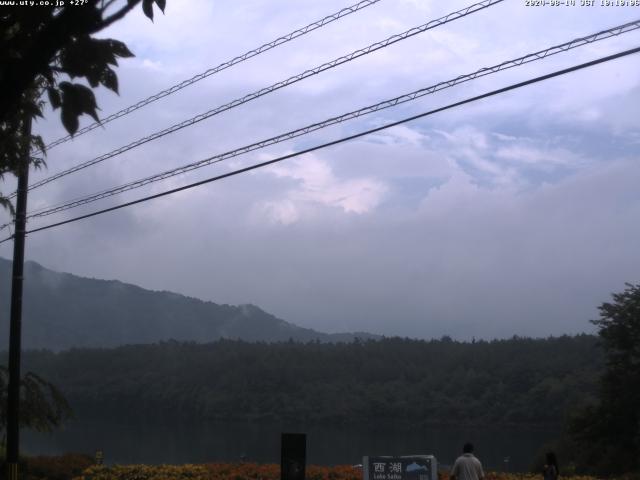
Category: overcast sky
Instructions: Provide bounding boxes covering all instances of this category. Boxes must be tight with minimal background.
[2,0,639,339]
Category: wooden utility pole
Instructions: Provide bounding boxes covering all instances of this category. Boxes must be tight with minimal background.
[5,116,31,480]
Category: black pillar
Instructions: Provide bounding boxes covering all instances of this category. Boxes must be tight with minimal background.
[6,116,31,480]
[281,433,306,480]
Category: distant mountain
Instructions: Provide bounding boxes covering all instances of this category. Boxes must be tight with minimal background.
[0,258,378,350]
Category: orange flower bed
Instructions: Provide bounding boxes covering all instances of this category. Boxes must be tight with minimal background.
[203,463,361,480]
[72,462,602,480]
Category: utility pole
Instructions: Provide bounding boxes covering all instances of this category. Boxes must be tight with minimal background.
[5,115,31,480]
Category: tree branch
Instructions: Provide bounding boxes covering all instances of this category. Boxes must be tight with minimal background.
[99,0,119,15]
[89,0,141,33]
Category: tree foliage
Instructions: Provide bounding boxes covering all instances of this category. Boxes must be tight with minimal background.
[17,335,602,428]
[0,365,72,444]
[0,0,166,207]
[569,283,640,476]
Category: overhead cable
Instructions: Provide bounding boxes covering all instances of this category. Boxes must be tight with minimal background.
[1,45,637,244]
[40,0,385,153]
[23,19,640,221]
[19,0,504,197]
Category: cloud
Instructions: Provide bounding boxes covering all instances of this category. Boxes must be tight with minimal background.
[2,0,640,342]
[260,199,300,225]
[258,153,388,223]
[495,144,583,169]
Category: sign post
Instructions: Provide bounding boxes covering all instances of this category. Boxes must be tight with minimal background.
[281,433,306,480]
[363,456,437,480]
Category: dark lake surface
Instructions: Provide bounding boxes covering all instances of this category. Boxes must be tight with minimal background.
[23,419,558,472]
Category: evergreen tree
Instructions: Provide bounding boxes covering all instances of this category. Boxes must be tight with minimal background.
[570,283,640,475]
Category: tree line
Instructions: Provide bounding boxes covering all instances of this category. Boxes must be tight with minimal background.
[6,334,602,428]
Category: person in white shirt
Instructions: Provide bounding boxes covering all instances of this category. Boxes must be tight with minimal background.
[450,442,485,480]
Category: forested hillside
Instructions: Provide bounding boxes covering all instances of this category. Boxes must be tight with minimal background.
[15,335,602,427]
[0,258,377,349]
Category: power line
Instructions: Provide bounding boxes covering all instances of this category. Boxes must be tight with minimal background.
[19,0,503,197]
[22,19,640,221]
[39,0,385,153]
[2,45,637,245]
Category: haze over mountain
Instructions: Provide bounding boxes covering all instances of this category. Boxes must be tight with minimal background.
[0,258,378,350]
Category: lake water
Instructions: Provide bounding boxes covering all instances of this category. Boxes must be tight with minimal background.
[23,419,558,472]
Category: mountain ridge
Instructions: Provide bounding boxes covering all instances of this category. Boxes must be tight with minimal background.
[0,257,379,350]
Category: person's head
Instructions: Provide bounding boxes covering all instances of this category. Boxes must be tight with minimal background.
[546,452,558,467]
[463,443,474,454]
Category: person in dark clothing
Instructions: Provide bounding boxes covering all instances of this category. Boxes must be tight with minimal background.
[543,452,559,480]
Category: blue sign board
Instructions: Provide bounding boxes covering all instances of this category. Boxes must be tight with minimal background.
[363,455,437,480]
